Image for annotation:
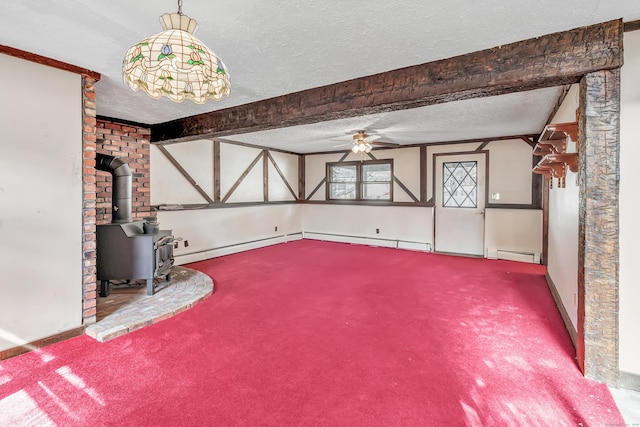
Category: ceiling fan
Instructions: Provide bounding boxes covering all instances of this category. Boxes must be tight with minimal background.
[331,130,399,153]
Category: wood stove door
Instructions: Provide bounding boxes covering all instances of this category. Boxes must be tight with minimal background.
[155,235,174,278]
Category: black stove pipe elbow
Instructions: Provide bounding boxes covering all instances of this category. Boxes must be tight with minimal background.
[95,153,132,223]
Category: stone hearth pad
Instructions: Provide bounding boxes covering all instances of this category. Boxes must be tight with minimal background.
[85,266,213,342]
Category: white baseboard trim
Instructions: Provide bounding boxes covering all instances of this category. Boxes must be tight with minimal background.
[302,231,431,252]
[619,371,640,392]
[174,232,431,265]
[174,233,303,265]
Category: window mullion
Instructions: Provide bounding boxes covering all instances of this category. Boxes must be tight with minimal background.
[356,163,362,200]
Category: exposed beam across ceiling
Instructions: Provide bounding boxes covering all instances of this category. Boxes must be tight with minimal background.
[151,19,623,144]
[624,19,640,32]
[0,44,101,81]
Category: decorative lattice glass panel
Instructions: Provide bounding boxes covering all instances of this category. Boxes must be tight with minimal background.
[443,161,477,208]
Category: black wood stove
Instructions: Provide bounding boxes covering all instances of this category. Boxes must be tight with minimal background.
[95,153,176,297]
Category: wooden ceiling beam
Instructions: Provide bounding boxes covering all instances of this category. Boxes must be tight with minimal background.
[0,44,101,81]
[624,20,640,32]
[151,19,623,143]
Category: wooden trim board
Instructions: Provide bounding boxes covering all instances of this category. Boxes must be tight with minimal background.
[0,327,86,360]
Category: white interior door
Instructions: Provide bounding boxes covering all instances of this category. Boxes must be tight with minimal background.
[435,153,486,256]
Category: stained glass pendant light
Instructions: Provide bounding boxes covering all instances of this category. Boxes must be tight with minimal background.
[122,0,230,104]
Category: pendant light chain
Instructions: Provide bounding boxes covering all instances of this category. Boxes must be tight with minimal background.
[177,0,183,15]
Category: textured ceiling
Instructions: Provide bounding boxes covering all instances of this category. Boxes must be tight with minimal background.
[227,87,566,153]
[2,1,639,152]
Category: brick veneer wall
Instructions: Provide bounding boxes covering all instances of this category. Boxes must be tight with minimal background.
[96,119,152,224]
[80,112,151,326]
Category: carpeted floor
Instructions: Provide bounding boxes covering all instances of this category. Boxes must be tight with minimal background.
[0,240,624,425]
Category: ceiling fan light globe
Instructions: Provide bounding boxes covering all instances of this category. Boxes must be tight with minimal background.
[359,144,366,152]
[351,145,359,153]
[365,145,372,153]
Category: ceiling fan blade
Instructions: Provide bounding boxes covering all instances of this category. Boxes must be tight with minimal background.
[371,141,400,147]
[365,134,382,141]
[331,143,351,148]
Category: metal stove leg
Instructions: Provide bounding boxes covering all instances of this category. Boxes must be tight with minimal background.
[100,280,110,297]
[146,278,154,296]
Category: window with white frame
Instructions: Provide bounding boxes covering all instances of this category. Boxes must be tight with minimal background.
[326,160,393,201]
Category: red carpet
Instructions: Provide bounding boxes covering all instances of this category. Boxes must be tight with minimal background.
[0,240,623,425]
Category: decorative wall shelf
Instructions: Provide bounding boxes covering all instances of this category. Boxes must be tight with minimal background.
[532,140,564,156]
[539,122,579,143]
[532,122,578,189]
[545,153,578,173]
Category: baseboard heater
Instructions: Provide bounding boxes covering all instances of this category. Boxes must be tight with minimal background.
[302,231,431,252]
[173,233,303,265]
[491,249,540,264]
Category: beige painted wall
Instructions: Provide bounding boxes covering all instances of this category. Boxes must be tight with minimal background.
[306,152,340,201]
[484,209,542,259]
[426,140,533,205]
[0,55,83,351]
[151,141,299,205]
[547,168,579,329]
[619,30,640,376]
[221,143,264,203]
[302,204,433,250]
[157,205,303,264]
[269,151,299,201]
[303,148,432,249]
[151,140,214,205]
[486,139,535,205]
[545,84,580,331]
[151,140,301,263]
[303,143,541,256]
[368,147,421,202]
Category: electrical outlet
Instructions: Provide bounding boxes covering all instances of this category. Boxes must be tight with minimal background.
[275,226,278,232]
[376,228,379,234]
[184,240,189,247]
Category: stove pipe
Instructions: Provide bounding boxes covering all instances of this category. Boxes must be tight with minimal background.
[95,153,132,223]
